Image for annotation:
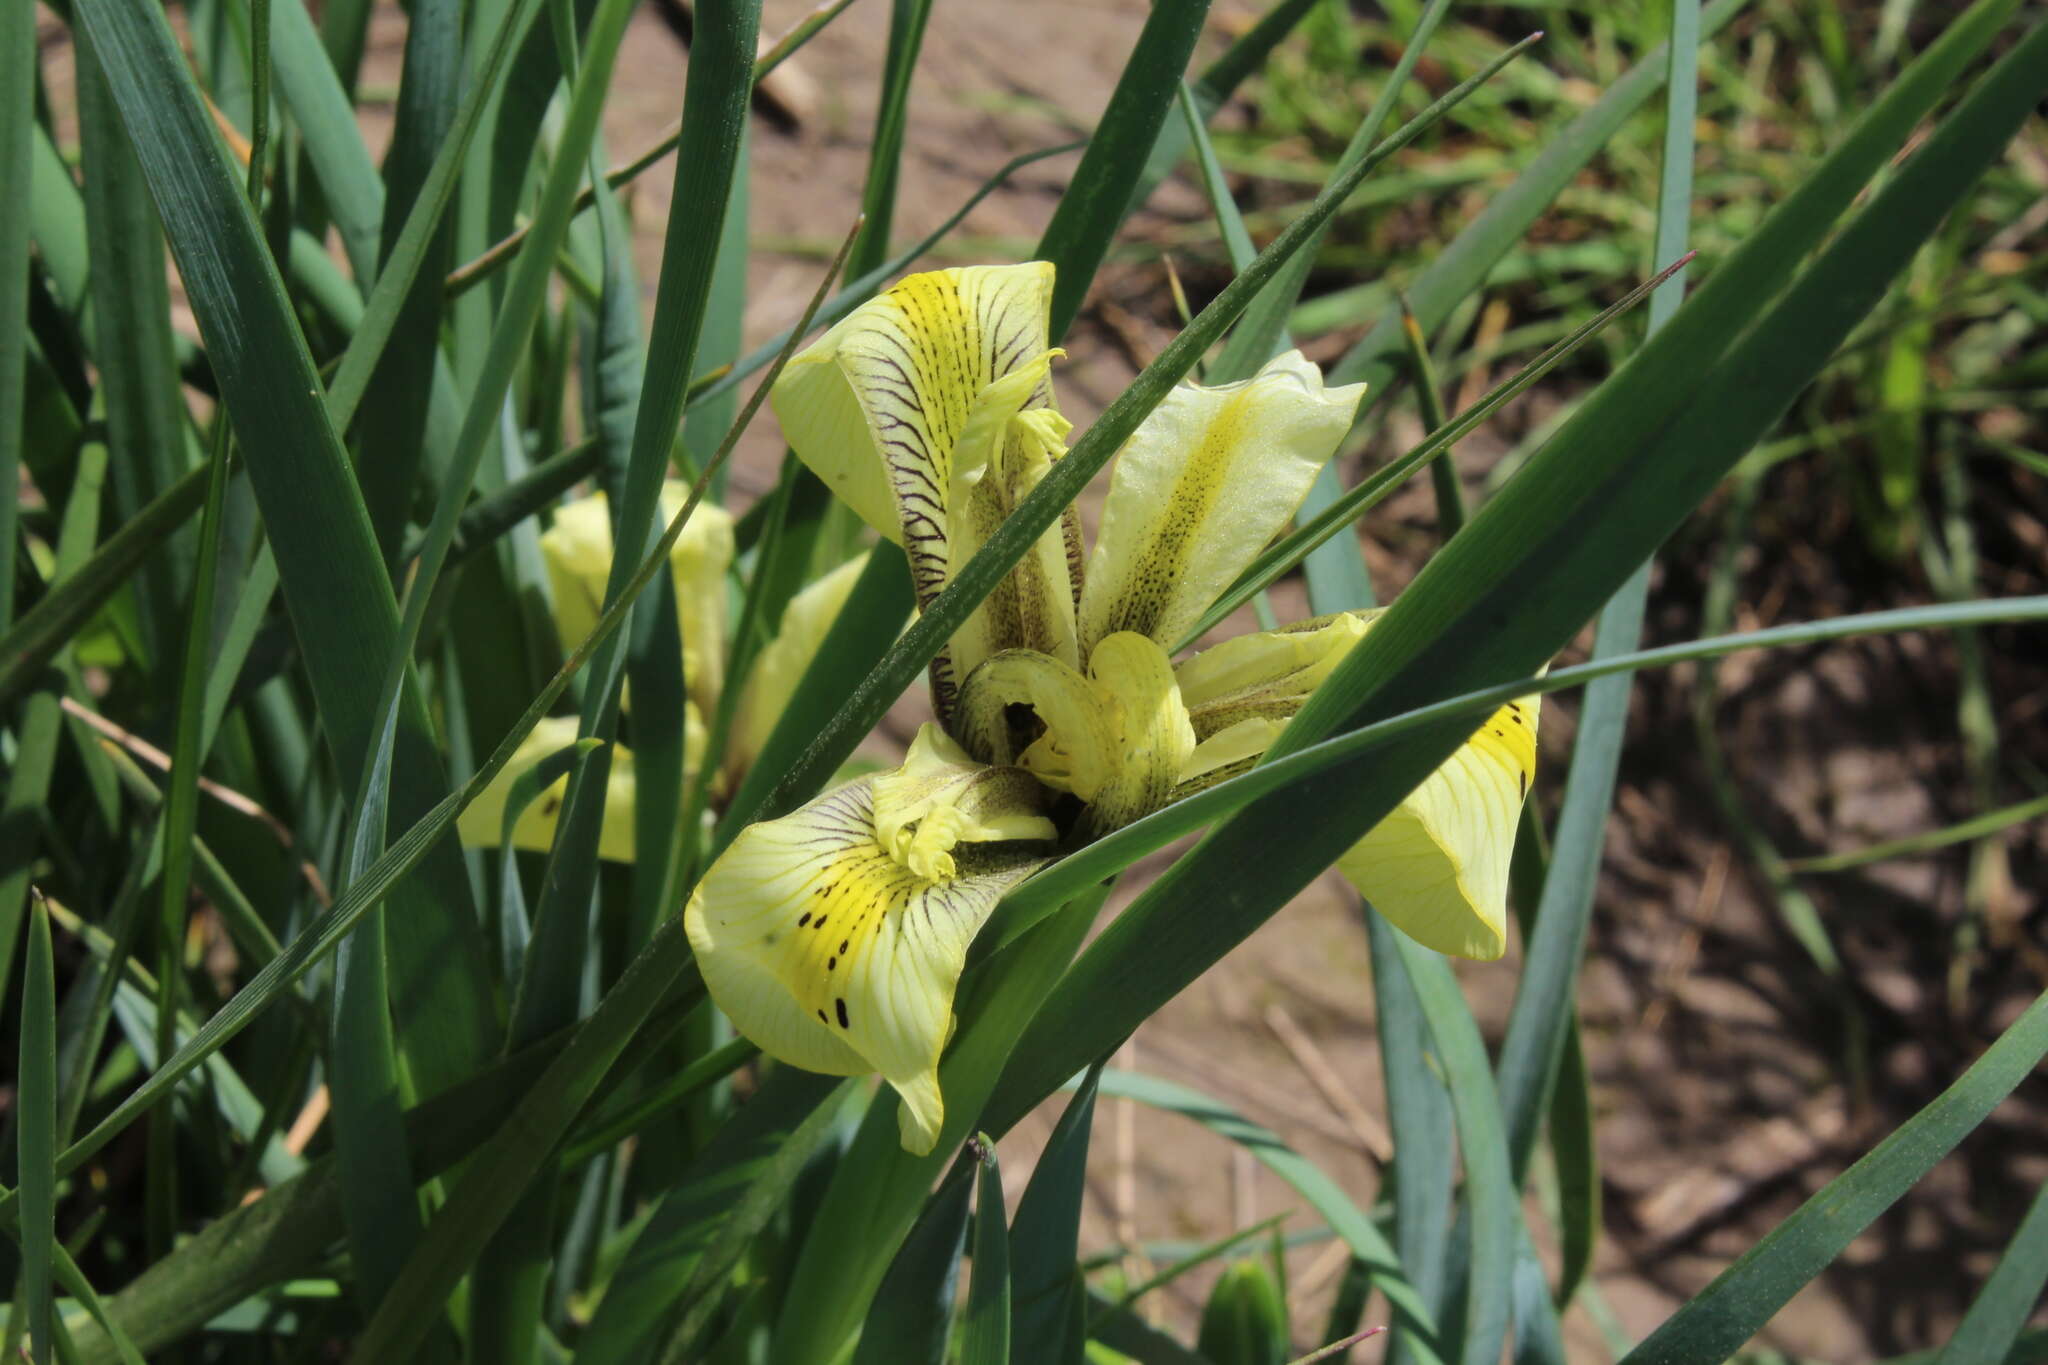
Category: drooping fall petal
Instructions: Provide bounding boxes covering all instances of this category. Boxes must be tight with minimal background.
[1173,609,1539,960]
[1336,695,1538,962]
[539,483,736,714]
[769,263,1081,714]
[1078,350,1364,653]
[955,631,1195,837]
[685,725,1056,1154]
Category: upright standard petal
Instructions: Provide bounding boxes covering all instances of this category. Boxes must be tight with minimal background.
[540,484,736,715]
[770,263,1081,714]
[456,715,649,863]
[685,726,1056,1154]
[955,631,1195,836]
[1078,350,1365,653]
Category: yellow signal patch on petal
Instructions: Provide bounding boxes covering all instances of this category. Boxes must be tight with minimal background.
[685,726,1054,1154]
[457,715,655,864]
[955,631,1194,836]
[1338,696,1540,962]
[769,263,1079,714]
[1078,350,1365,653]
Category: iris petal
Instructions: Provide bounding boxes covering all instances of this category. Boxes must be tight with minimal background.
[1079,350,1364,653]
[539,484,735,715]
[956,631,1194,836]
[456,715,653,864]
[770,263,1080,715]
[1174,610,1540,960]
[685,726,1054,1154]
[1337,696,1538,962]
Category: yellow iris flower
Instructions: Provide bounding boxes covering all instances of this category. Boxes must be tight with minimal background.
[457,483,872,863]
[684,262,1538,1154]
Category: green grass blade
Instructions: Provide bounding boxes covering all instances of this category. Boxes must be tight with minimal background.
[0,441,106,1011]
[1934,1178,2048,1365]
[1209,0,1455,385]
[1176,79,1254,273]
[1093,1214,1292,1329]
[73,28,190,668]
[690,122,749,500]
[852,1163,973,1365]
[347,929,705,1363]
[20,898,57,1364]
[964,1137,1013,1365]
[1786,792,2048,873]
[1493,0,1701,1197]
[978,0,2042,1143]
[1127,0,1321,216]
[847,0,934,275]
[753,38,1538,827]
[405,437,601,568]
[1622,987,2048,1364]
[559,1034,754,1167]
[1095,1070,1444,1358]
[574,1067,848,1364]
[1037,0,1212,339]
[72,0,500,1095]
[1327,0,1749,394]
[1545,1026,1599,1309]
[1366,914,1453,1365]
[1383,938,1516,1365]
[352,0,462,558]
[144,422,235,1266]
[262,0,383,280]
[1007,1071,1099,1362]
[0,464,207,707]
[0,0,30,639]
[769,891,1105,1365]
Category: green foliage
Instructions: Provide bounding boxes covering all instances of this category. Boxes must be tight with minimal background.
[6,0,2043,1361]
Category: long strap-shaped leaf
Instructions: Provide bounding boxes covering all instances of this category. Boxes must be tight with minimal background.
[978,0,2044,1141]
[768,892,1107,1365]
[0,0,29,642]
[509,0,764,1044]
[1325,0,1748,396]
[1622,986,2048,1364]
[1096,1069,1445,1359]
[70,0,498,1092]
[1036,0,1212,339]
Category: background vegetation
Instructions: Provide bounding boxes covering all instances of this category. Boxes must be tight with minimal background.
[1,0,2043,1360]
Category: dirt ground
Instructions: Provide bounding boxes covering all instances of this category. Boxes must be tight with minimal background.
[43,0,2048,1356]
